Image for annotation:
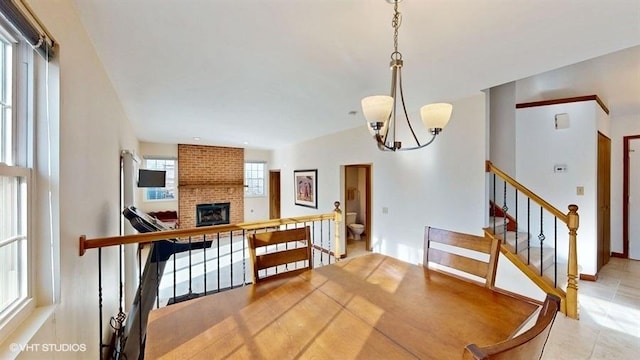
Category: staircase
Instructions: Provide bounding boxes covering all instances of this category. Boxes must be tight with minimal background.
[488,216,567,290]
[485,161,579,319]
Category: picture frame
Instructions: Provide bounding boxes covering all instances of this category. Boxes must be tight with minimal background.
[294,169,318,208]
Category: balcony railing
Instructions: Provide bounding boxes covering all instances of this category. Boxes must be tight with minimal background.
[79,201,343,360]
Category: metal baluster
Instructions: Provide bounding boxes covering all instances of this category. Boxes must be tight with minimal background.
[527,198,531,264]
[242,229,247,286]
[155,241,160,309]
[217,233,220,291]
[304,221,308,270]
[188,236,193,296]
[230,231,234,288]
[138,245,142,352]
[554,217,558,288]
[515,190,519,253]
[492,173,496,234]
[118,244,124,318]
[98,248,104,360]
[172,240,176,305]
[203,234,207,295]
[114,244,125,358]
[539,206,545,276]
[502,180,508,243]
[318,219,323,265]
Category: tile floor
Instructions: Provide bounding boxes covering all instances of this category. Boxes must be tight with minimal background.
[346,237,369,258]
[542,257,640,359]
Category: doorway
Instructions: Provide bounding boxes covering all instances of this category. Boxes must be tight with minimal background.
[269,170,281,219]
[624,135,640,260]
[344,164,372,257]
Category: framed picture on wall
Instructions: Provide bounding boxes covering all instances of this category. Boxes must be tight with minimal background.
[294,169,317,208]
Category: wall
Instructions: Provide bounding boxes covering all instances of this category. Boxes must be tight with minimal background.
[515,101,607,276]
[6,0,140,358]
[178,145,244,228]
[137,142,179,213]
[514,45,640,257]
[244,149,271,222]
[272,93,488,264]
[489,82,517,174]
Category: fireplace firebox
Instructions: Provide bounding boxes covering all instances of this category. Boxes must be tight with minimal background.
[196,202,230,227]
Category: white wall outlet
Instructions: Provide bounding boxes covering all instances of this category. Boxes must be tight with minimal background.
[576,186,585,196]
[382,207,389,214]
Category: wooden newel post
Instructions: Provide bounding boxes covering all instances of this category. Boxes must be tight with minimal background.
[334,201,342,261]
[566,204,579,319]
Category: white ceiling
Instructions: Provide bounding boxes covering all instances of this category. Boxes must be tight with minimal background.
[71,0,640,150]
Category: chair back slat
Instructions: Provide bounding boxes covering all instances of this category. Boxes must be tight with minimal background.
[428,227,493,253]
[427,247,490,279]
[424,226,499,287]
[255,247,310,270]
[248,226,312,283]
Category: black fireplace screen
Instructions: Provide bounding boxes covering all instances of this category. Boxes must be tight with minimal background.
[196,202,230,227]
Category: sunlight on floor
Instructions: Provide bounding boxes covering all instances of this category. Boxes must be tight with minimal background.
[542,257,640,359]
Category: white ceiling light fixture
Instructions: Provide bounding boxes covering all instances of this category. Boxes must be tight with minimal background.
[361,0,453,151]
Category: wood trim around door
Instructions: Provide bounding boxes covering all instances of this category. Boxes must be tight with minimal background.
[622,135,640,258]
[269,170,281,219]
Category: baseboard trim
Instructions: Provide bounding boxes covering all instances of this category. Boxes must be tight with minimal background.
[579,273,598,281]
[611,252,626,259]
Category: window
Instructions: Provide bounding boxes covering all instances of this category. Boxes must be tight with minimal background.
[143,158,176,201]
[245,162,265,197]
[0,27,32,324]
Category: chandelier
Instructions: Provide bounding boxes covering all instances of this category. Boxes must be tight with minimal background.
[361,0,452,151]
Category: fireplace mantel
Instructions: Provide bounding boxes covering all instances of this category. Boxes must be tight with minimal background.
[178,182,245,189]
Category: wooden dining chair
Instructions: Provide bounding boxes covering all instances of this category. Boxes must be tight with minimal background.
[248,226,313,283]
[463,293,561,360]
[424,226,500,287]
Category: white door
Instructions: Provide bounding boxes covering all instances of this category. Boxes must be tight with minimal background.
[630,138,640,260]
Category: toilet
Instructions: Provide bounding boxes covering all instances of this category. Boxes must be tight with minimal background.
[346,212,365,240]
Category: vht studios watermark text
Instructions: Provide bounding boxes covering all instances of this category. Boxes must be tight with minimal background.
[9,343,87,352]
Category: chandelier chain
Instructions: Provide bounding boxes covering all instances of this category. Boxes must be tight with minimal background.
[391,1,402,60]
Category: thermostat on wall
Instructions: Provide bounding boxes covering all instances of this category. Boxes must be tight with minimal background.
[555,113,570,129]
[554,164,568,173]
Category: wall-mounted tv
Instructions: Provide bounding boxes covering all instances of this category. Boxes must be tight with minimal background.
[138,169,166,188]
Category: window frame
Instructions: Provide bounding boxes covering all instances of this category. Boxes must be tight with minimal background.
[142,157,177,202]
[0,21,35,341]
[244,161,266,198]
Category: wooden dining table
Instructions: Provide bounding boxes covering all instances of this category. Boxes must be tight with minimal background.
[145,253,538,359]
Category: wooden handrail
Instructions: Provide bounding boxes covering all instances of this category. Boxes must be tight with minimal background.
[486,160,580,320]
[486,161,568,223]
[80,211,339,256]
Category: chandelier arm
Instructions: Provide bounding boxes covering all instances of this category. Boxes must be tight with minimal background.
[397,68,422,146]
[375,135,397,151]
[396,132,438,151]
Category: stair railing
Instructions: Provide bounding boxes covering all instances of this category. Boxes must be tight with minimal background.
[486,161,579,319]
[79,201,343,360]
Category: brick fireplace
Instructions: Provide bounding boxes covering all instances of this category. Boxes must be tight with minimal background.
[178,145,244,228]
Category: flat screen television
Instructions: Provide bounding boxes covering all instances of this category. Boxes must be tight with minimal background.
[138,169,166,188]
